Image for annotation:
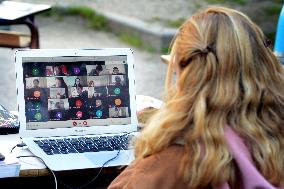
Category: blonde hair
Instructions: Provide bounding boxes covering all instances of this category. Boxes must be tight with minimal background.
[134,6,284,188]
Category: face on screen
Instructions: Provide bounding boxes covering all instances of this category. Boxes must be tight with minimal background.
[23,56,131,129]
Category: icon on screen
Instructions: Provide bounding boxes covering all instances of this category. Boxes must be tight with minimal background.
[32,68,40,76]
[75,99,82,108]
[115,98,122,106]
[56,112,62,119]
[61,65,68,75]
[34,112,42,121]
[34,102,41,109]
[114,88,120,95]
[34,91,41,98]
[73,67,80,75]
[96,110,102,118]
[76,111,83,119]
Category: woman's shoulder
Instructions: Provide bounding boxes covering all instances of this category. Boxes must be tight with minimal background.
[136,145,185,170]
[108,145,188,189]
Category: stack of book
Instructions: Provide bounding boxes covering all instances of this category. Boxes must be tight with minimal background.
[136,95,163,130]
[0,30,30,48]
[0,154,21,178]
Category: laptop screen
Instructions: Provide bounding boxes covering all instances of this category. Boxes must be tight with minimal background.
[22,56,131,130]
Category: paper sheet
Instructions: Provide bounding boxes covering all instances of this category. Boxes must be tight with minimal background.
[0,1,50,20]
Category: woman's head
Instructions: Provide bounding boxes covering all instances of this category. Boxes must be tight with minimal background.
[75,78,80,85]
[55,77,66,87]
[169,6,282,97]
[55,77,62,86]
[96,65,103,72]
[135,6,284,188]
[53,66,61,75]
[33,79,39,87]
[88,80,94,87]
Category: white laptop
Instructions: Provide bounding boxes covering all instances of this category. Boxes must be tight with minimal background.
[15,48,138,171]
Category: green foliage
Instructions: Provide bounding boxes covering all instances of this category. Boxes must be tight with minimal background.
[161,47,170,54]
[166,18,186,28]
[272,0,284,3]
[119,34,143,48]
[263,4,282,16]
[265,31,276,46]
[148,16,162,22]
[88,14,107,30]
[65,6,107,30]
[41,6,107,30]
[40,7,60,17]
[118,33,159,53]
[40,7,65,21]
[148,17,186,28]
[64,6,94,19]
[144,46,157,53]
[205,0,247,5]
[41,5,158,52]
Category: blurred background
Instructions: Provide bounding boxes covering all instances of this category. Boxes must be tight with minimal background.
[0,0,283,111]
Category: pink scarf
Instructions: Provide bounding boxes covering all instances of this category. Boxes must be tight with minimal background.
[215,127,283,189]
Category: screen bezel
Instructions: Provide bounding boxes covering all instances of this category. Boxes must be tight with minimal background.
[16,48,138,138]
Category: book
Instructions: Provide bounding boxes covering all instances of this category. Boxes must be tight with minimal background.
[0,154,21,178]
[136,95,163,129]
[0,30,30,47]
[0,104,19,134]
[0,1,51,20]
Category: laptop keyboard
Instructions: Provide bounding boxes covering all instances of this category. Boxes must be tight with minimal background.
[33,134,133,155]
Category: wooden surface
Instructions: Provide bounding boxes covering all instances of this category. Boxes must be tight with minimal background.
[0,1,51,49]
[0,106,157,178]
[0,1,51,21]
[0,133,48,177]
[0,30,30,47]
[0,97,159,188]
[1,133,125,188]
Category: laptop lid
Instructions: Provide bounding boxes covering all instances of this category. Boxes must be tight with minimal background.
[15,48,138,138]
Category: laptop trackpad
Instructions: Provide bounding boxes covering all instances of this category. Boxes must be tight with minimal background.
[84,150,134,167]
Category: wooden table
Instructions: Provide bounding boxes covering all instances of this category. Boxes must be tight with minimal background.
[0,1,51,48]
[0,132,128,189]
[0,96,160,188]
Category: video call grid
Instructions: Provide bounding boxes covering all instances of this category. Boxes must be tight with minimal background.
[22,61,131,125]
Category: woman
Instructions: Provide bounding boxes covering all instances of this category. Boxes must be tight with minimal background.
[73,77,83,88]
[53,66,62,76]
[54,77,68,98]
[108,6,284,189]
[88,80,95,87]
[89,65,103,76]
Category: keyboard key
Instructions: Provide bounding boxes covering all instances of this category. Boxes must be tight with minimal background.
[34,134,133,155]
[67,148,78,153]
[52,149,61,154]
[46,151,53,155]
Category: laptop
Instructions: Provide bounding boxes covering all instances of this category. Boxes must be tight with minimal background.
[15,48,138,171]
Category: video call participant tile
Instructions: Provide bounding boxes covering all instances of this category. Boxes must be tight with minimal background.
[108,96,129,108]
[87,76,109,87]
[68,64,87,76]
[109,107,129,118]
[49,88,67,99]
[88,98,108,119]
[23,63,46,77]
[69,109,88,120]
[86,64,107,76]
[46,65,69,76]
[88,86,108,98]
[105,64,126,75]
[48,99,69,111]
[26,109,49,122]
[49,110,69,121]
